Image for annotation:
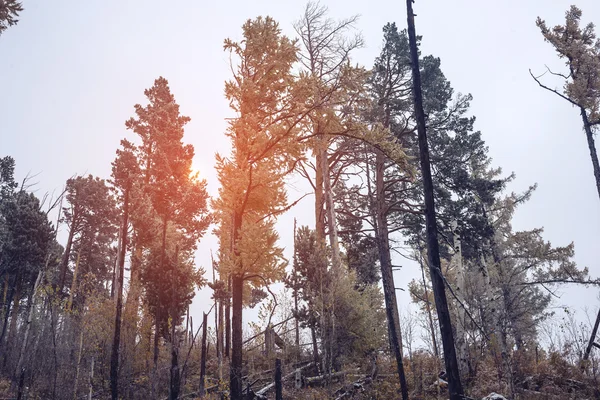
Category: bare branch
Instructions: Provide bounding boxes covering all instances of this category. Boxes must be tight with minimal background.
[529,68,582,108]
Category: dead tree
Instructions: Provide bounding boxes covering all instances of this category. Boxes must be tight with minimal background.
[405,1,464,398]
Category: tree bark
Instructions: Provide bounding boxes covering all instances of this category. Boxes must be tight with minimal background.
[199,312,208,397]
[582,107,600,364]
[225,275,231,359]
[275,358,282,400]
[581,108,600,201]
[15,270,43,382]
[67,249,81,311]
[311,325,320,369]
[73,328,84,400]
[315,146,326,244]
[451,221,470,380]
[405,2,464,398]
[88,356,95,400]
[0,286,14,350]
[218,298,224,381]
[110,185,129,400]
[169,245,181,400]
[169,337,180,400]
[230,273,243,400]
[374,151,410,400]
[5,275,22,364]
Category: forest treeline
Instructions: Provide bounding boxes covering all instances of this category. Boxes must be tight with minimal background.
[1,1,600,400]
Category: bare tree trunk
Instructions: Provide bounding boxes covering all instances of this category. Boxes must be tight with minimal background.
[88,356,95,400]
[169,245,181,400]
[169,332,180,400]
[0,286,13,353]
[314,146,326,244]
[230,273,243,400]
[374,151,409,400]
[311,325,319,368]
[67,249,82,311]
[225,278,231,360]
[406,2,464,398]
[218,298,224,381]
[321,148,340,380]
[321,149,341,271]
[275,358,282,400]
[15,270,43,382]
[293,219,300,351]
[582,107,600,364]
[4,275,22,367]
[199,312,208,397]
[110,185,130,400]
[73,328,84,400]
[450,221,469,380]
[1,276,8,327]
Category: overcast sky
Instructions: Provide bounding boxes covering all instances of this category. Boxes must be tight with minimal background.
[2,0,600,339]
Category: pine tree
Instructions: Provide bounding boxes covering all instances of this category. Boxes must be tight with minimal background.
[109,139,139,400]
[214,16,305,399]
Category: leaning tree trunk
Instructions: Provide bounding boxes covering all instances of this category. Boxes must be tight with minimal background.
[581,108,600,364]
[110,185,130,400]
[406,1,464,398]
[374,150,409,400]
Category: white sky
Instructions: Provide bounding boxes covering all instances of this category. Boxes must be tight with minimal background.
[1,0,600,343]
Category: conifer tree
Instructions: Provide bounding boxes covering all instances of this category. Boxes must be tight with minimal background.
[214,16,306,399]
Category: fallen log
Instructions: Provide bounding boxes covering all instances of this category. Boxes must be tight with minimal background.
[305,371,347,387]
[253,362,316,399]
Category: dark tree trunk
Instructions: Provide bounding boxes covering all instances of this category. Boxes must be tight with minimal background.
[230,274,243,400]
[15,271,42,382]
[0,286,14,347]
[169,246,181,400]
[110,185,130,400]
[584,309,600,364]
[154,318,160,366]
[225,275,231,359]
[218,298,224,379]
[199,312,208,396]
[169,340,180,400]
[581,108,600,201]
[581,108,600,363]
[275,358,282,400]
[406,2,464,399]
[374,150,409,400]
